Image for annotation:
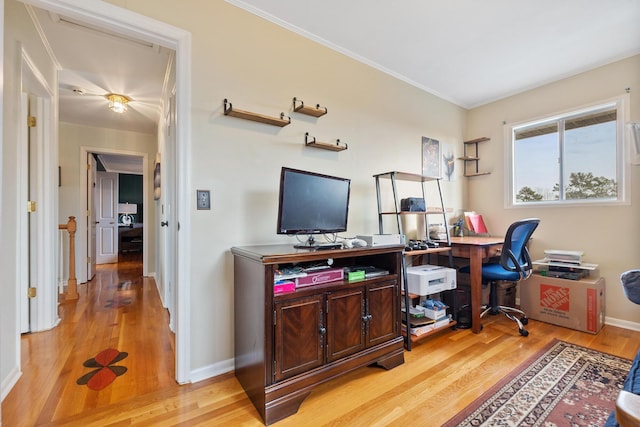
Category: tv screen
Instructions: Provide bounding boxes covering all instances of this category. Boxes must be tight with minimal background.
[277,167,351,238]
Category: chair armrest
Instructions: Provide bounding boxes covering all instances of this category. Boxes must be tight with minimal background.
[616,390,640,427]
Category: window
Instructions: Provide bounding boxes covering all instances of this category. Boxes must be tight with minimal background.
[508,98,628,206]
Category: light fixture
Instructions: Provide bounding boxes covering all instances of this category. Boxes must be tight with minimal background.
[106,93,130,113]
[118,203,138,226]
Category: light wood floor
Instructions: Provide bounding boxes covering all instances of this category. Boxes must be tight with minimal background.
[3,259,639,426]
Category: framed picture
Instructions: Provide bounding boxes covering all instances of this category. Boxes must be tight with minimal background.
[422,137,441,178]
[154,160,161,200]
[441,142,455,181]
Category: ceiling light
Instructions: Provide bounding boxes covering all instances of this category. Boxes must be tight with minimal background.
[105,93,130,113]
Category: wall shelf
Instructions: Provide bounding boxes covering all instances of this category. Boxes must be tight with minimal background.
[293,97,327,117]
[223,99,290,127]
[305,132,347,151]
[458,137,490,177]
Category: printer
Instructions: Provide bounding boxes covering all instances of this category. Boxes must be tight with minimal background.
[406,264,457,296]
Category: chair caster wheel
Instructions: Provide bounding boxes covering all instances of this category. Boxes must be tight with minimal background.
[521,317,528,325]
[519,328,529,337]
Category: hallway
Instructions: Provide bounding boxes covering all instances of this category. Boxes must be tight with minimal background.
[2,254,176,426]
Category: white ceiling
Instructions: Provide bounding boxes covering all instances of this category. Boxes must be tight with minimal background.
[228,0,640,108]
[31,7,172,135]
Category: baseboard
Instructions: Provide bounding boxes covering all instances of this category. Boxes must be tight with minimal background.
[190,357,234,383]
[605,316,640,332]
[1,367,22,402]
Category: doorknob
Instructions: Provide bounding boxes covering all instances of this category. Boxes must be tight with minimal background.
[161,221,169,227]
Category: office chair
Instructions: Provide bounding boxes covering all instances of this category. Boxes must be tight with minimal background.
[463,218,540,336]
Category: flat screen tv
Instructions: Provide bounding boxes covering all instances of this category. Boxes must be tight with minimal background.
[277,167,351,248]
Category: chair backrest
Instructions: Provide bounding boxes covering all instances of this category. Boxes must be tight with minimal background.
[499,218,540,280]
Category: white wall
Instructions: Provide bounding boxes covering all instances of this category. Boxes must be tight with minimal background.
[58,122,158,279]
[466,55,640,326]
[107,1,467,373]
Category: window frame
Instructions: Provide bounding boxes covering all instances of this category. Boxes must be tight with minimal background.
[504,94,630,208]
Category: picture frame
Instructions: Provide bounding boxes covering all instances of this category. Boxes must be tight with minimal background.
[422,137,441,178]
[154,159,161,200]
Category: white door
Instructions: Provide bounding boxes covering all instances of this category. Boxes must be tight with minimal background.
[19,93,33,333]
[96,172,118,264]
[164,92,177,331]
[87,155,98,278]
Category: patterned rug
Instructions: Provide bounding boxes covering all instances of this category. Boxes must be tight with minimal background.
[444,339,632,427]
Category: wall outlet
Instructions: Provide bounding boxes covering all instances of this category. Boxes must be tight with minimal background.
[196,190,210,210]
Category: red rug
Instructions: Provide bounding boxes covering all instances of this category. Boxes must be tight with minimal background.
[443,339,632,426]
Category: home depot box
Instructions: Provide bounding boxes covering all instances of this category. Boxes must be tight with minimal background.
[520,274,605,334]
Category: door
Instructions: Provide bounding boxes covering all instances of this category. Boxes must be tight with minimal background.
[326,288,366,362]
[19,93,36,333]
[274,295,324,381]
[366,281,399,347]
[95,172,118,264]
[87,154,97,278]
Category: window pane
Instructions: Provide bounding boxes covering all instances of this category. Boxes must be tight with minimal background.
[563,112,617,200]
[514,125,559,202]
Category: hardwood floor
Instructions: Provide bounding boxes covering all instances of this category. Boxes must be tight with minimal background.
[3,264,639,426]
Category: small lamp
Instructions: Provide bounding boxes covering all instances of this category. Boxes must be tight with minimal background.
[118,203,137,226]
[106,93,130,113]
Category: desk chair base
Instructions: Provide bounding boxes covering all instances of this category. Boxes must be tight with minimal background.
[480,305,529,336]
[482,280,529,337]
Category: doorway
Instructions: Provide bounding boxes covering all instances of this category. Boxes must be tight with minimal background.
[18,0,192,384]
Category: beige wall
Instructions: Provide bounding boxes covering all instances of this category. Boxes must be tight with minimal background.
[58,122,158,279]
[108,0,467,371]
[466,55,640,326]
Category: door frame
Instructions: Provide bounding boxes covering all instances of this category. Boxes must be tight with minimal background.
[80,148,148,274]
[21,0,193,384]
[19,45,59,334]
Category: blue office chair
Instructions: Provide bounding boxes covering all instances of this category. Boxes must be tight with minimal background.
[463,218,540,336]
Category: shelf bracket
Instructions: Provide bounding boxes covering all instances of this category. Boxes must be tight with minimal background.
[293,97,328,117]
[305,132,348,151]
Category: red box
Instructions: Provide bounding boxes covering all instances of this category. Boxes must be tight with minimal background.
[296,268,344,287]
[274,281,296,294]
[520,274,605,334]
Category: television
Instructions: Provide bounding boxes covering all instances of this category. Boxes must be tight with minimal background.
[277,167,351,249]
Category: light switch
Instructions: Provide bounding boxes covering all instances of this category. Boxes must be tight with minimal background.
[197,190,210,210]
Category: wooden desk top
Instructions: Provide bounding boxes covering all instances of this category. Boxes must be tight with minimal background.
[448,236,504,246]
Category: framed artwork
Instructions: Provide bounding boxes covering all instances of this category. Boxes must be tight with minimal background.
[422,137,441,178]
[154,160,161,200]
[441,142,455,181]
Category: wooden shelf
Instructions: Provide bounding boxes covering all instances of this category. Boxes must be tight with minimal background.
[223,99,290,127]
[375,171,441,182]
[305,132,347,151]
[405,320,457,343]
[458,137,490,177]
[293,97,327,117]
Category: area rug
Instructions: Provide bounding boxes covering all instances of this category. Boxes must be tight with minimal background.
[443,339,632,427]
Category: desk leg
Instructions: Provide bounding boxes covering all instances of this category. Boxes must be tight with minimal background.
[469,246,483,334]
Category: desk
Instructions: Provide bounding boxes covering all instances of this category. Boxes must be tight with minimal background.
[447,236,504,333]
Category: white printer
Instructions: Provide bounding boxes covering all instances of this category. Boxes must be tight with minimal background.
[406,264,457,296]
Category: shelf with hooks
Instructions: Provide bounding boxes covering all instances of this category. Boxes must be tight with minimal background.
[305,132,347,151]
[293,97,327,117]
[223,99,290,127]
[458,137,490,177]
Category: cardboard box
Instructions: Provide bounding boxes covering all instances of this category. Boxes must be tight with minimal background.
[520,274,605,334]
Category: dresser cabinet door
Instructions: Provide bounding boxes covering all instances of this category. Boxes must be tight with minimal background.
[366,281,399,347]
[274,295,324,381]
[326,288,366,362]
